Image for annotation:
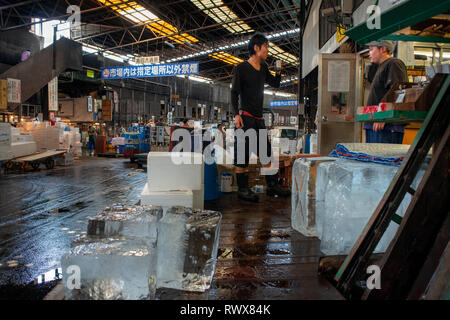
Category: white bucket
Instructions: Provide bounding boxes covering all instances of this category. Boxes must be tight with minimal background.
[221,172,233,193]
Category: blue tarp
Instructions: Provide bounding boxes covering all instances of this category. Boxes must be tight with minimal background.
[329,144,404,166]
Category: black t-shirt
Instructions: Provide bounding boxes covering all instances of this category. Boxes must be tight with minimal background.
[231,61,281,118]
[367,57,408,106]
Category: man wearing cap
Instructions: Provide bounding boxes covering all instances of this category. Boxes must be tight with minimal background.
[365,40,408,143]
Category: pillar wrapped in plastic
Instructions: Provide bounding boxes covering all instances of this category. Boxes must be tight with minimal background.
[291,157,336,237]
[156,206,222,292]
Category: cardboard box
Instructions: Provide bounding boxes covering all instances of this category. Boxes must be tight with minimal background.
[396,87,424,104]
[357,102,415,115]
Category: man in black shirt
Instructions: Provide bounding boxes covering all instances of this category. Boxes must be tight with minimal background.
[365,40,409,143]
[231,33,291,202]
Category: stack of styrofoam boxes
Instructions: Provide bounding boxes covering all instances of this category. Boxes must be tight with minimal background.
[0,122,12,161]
[21,121,65,151]
[72,127,82,158]
[141,152,204,210]
[1,123,38,160]
[8,127,37,158]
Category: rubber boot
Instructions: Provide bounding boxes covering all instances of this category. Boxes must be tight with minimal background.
[266,174,291,197]
[236,172,259,202]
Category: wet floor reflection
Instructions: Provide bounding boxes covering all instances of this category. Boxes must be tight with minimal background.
[203,193,342,300]
[0,157,343,299]
[0,157,147,287]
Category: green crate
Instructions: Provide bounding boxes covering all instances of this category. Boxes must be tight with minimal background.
[356,110,428,123]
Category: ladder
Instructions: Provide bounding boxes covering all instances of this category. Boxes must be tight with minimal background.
[334,74,450,300]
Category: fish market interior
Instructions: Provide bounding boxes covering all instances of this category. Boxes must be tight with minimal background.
[0,0,449,302]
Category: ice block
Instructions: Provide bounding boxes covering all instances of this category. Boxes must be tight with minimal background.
[291,157,337,237]
[87,204,162,241]
[316,159,426,255]
[62,236,157,300]
[156,206,222,292]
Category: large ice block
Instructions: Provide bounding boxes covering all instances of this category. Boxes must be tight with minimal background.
[87,204,162,241]
[156,206,222,292]
[147,152,203,191]
[291,157,336,237]
[62,236,157,300]
[141,183,194,208]
[316,159,425,255]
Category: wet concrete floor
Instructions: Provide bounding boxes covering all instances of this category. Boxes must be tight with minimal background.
[0,156,343,299]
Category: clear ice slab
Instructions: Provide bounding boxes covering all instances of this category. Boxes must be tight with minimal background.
[315,159,425,256]
[291,157,336,237]
[156,206,222,292]
[87,204,162,241]
[61,236,157,300]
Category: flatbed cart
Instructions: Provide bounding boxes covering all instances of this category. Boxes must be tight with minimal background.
[1,150,67,174]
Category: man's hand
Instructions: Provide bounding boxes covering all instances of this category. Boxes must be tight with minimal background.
[235,115,244,129]
[373,122,385,132]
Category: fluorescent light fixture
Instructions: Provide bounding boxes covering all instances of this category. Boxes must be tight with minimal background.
[104,53,124,62]
[165,41,175,48]
[265,90,296,97]
[176,74,212,83]
[275,92,295,97]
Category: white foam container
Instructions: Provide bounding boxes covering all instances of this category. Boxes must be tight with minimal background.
[141,183,194,208]
[147,152,203,191]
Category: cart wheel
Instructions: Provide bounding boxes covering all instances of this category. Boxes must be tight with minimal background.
[130,157,135,163]
[5,161,13,169]
[45,158,55,169]
[31,161,40,170]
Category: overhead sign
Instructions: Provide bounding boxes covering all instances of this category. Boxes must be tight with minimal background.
[48,77,58,111]
[7,78,21,103]
[101,62,199,80]
[270,100,298,107]
[86,69,95,78]
[135,56,159,65]
[87,96,93,112]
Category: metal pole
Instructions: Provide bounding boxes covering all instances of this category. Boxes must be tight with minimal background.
[297,0,305,136]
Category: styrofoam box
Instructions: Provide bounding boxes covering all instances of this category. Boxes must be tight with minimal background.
[147,152,204,192]
[0,146,12,161]
[141,183,194,207]
[11,141,37,158]
[12,134,35,143]
[11,128,20,136]
[0,123,11,146]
